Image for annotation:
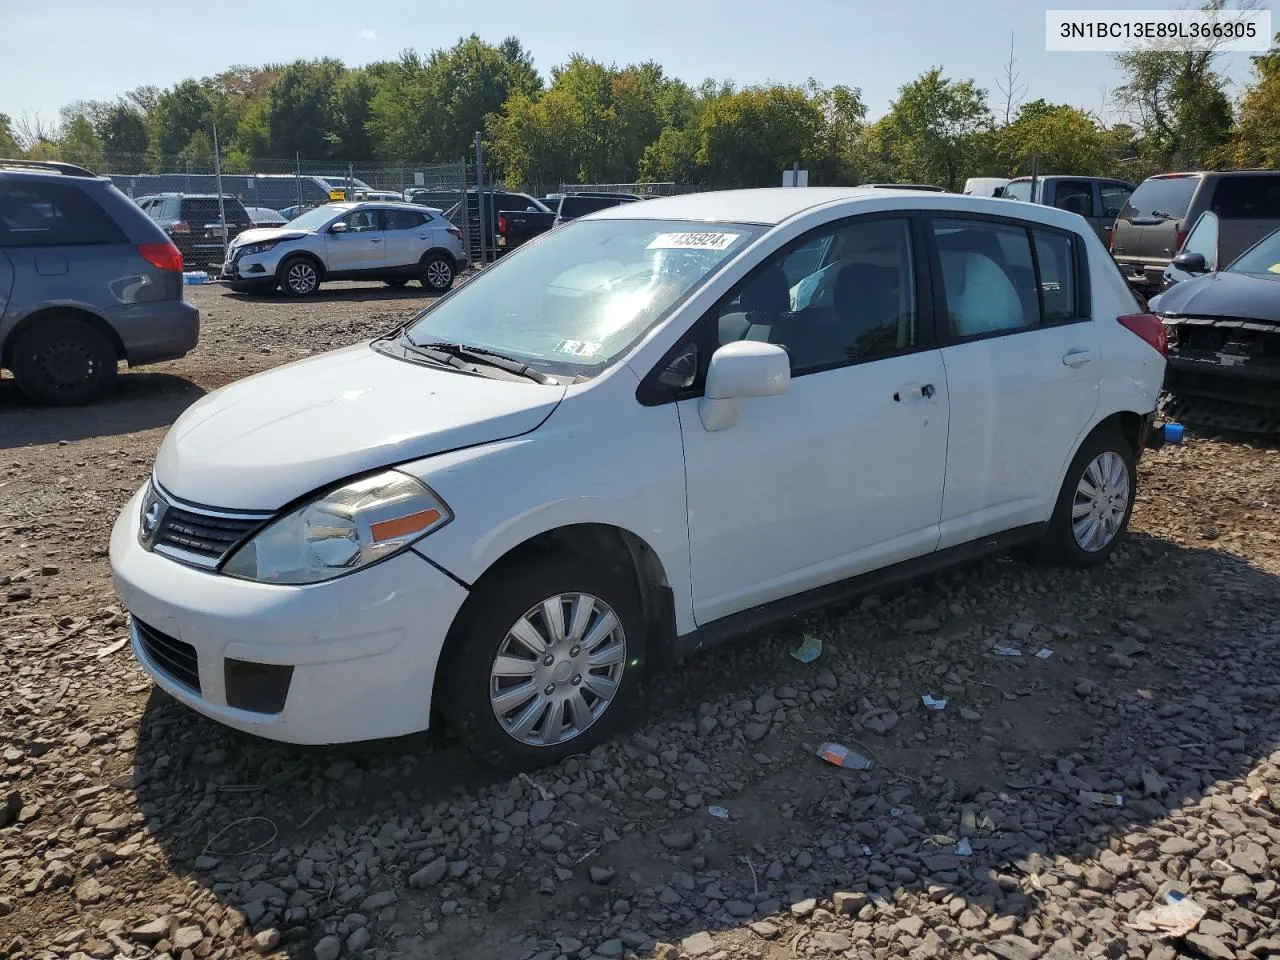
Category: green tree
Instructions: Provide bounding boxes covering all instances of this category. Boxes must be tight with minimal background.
[98,104,149,157]
[149,79,219,160]
[1230,33,1280,167]
[488,88,582,187]
[997,99,1109,175]
[331,68,379,158]
[0,114,20,156]
[258,58,345,158]
[693,84,828,187]
[60,115,104,170]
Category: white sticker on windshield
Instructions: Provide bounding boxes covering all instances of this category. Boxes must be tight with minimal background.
[648,232,741,251]
[554,339,601,358]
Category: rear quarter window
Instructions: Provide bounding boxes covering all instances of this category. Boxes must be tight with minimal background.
[0,180,128,247]
[1119,176,1199,220]
[1208,176,1280,219]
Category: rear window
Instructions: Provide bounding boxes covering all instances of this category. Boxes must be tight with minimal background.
[1208,176,1280,219]
[1119,176,1199,220]
[559,196,628,218]
[181,197,250,225]
[1002,180,1032,202]
[0,180,127,247]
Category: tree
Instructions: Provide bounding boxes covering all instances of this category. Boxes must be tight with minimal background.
[258,58,345,158]
[997,100,1109,175]
[994,34,1027,125]
[0,114,20,156]
[488,88,582,187]
[867,69,992,190]
[693,84,827,187]
[149,80,218,159]
[1230,32,1280,166]
[98,104,149,157]
[60,115,104,170]
[330,68,379,158]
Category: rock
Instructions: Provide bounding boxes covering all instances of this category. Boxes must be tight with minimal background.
[754,691,780,714]
[791,898,817,917]
[74,877,104,904]
[253,930,280,954]
[1098,850,1131,877]
[744,722,769,742]
[987,935,1043,960]
[1184,934,1234,960]
[660,831,695,851]
[1074,678,1096,697]
[193,855,217,870]
[314,934,342,960]
[960,707,982,721]
[815,668,838,690]
[906,615,939,633]
[750,921,779,939]
[1159,836,1198,856]
[359,890,396,911]
[130,919,170,943]
[556,937,584,954]
[171,926,203,951]
[652,944,679,960]
[529,799,555,824]
[812,931,853,952]
[894,916,924,938]
[539,834,565,853]
[0,792,20,828]
[295,859,314,884]
[834,891,867,915]
[410,857,447,889]
[1084,866,1116,892]
[681,931,715,957]
[1222,874,1254,898]
[347,927,371,952]
[597,939,623,958]
[725,900,754,917]
[590,866,615,885]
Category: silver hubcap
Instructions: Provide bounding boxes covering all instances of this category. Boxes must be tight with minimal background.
[426,260,451,288]
[1072,451,1130,552]
[489,593,626,747]
[287,262,316,293]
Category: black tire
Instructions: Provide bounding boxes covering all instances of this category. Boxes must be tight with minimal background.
[10,316,118,405]
[278,255,321,296]
[383,278,410,289]
[440,552,645,771]
[1038,427,1137,568]
[420,253,455,292]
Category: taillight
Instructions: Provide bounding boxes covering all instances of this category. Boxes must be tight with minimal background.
[1105,225,1116,253]
[497,214,508,235]
[1118,312,1168,358]
[447,226,462,239]
[137,242,184,273]
[168,220,190,235]
[1174,225,1188,252]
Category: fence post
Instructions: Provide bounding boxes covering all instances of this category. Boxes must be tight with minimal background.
[295,152,303,211]
[474,132,487,266]
[459,159,471,267]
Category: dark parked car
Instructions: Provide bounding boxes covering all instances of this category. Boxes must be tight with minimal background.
[0,159,197,404]
[1000,175,1134,244]
[1150,225,1280,432]
[553,193,641,226]
[1111,171,1280,297]
[137,193,252,270]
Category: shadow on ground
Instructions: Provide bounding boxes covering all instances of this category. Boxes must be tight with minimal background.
[221,280,462,306]
[0,372,205,448]
[130,531,1280,959]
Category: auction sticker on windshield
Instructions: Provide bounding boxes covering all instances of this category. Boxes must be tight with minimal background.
[648,232,741,251]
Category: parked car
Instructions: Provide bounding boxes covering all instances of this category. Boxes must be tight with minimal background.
[1000,175,1134,244]
[553,193,642,226]
[354,190,404,203]
[138,193,253,269]
[963,177,1010,198]
[279,204,316,221]
[219,201,467,296]
[493,193,557,250]
[244,206,287,228]
[110,186,1165,769]
[0,159,197,404]
[1111,171,1280,297]
[1150,225,1280,432]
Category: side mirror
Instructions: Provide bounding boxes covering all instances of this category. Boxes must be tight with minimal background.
[1172,251,1207,273]
[698,341,790,431]
[329,221,348,234]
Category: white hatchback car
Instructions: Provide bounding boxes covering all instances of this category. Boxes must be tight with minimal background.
[111,188,1168,770]
[221,201,467,296]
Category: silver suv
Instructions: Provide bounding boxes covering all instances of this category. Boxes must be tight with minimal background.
[221,201,468,296]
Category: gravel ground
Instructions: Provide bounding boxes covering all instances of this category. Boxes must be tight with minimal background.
[1,282,1278,960]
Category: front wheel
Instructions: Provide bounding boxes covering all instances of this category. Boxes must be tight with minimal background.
[11,316,118,405]
[279,256,321,297]
[420,253,455,292]
[441,554,645,771]
[1039,428,1136,567]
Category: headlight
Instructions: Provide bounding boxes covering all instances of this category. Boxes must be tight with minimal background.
[221,471,451,585]
[242,240,280,256]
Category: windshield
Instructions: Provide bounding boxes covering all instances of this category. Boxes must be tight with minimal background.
[1227,228,1280,276]
[1119,176,1199,220]
[285,204,347,231]
[1002,180,1032,202]
[402,218,765,378]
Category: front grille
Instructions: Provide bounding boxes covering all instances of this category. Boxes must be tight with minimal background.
[153,504,262,566]
[134,618,201,693]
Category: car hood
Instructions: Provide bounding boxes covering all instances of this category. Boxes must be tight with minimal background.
[231,227,309,247]
[153,344,566,510]
[1151,270,1280,322]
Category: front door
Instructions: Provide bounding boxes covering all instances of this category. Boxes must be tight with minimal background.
[675,215,950,625]
[325,208,387,273]
[927,216,1101,549]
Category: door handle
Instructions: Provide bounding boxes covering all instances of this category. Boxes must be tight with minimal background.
[1062,348,1097,368]
[369,237,382,243]
[418,235,428,239]
[893,383,936,403]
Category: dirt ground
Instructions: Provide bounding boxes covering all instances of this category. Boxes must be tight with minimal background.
[1,283,1278,960]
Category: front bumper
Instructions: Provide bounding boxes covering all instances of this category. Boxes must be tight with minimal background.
[1114,258,1166,291]
[109,487,469,744]
[220,247,287,281]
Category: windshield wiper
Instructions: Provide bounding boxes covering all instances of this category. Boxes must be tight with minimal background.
[409,341,556,384]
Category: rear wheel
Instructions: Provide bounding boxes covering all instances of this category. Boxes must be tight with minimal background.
[10,316,118,405]
[279,255,321,296]
[420,253,455,292]
[441,553,645,771]
[1038,428,1136,567]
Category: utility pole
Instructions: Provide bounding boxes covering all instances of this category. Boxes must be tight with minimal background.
[212,119,228,269]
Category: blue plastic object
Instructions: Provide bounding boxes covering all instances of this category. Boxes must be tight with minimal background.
[1162,422,1184,445]
[182,271,209,285]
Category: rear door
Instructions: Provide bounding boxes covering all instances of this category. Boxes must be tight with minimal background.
[1049,180,1103,239]
[381,208,431,268]
[1098,181,1133,250]
[1207,175,1280,265]
[928,215,1100,548]
[1111,175,1201,288]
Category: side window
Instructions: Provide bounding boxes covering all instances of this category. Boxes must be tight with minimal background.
[932,219,1039,338]
[715,217,917,374]
[385,210,427,230]
[0,181,126,247]
[1033,230,1078,324]
[1100,184,1132,219]
[1180,212,1219,268]
[1054,181,1095,218]
[341,209,381,232]
[1209,176,1280,219]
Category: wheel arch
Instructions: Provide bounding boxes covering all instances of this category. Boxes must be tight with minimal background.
[276,250,327,282]
[419,247,458,265]
[1,305,125,369]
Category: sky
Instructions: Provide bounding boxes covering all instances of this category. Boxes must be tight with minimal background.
[1,0,1273,129]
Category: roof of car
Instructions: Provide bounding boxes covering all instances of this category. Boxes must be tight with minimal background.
[589,186,1094,228]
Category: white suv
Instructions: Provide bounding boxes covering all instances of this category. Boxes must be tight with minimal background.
[111,188,1167,770]
[221,201,467,296]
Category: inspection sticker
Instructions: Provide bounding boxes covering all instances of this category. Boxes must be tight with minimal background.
[648,232,740,251]
[554,339,601,358]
